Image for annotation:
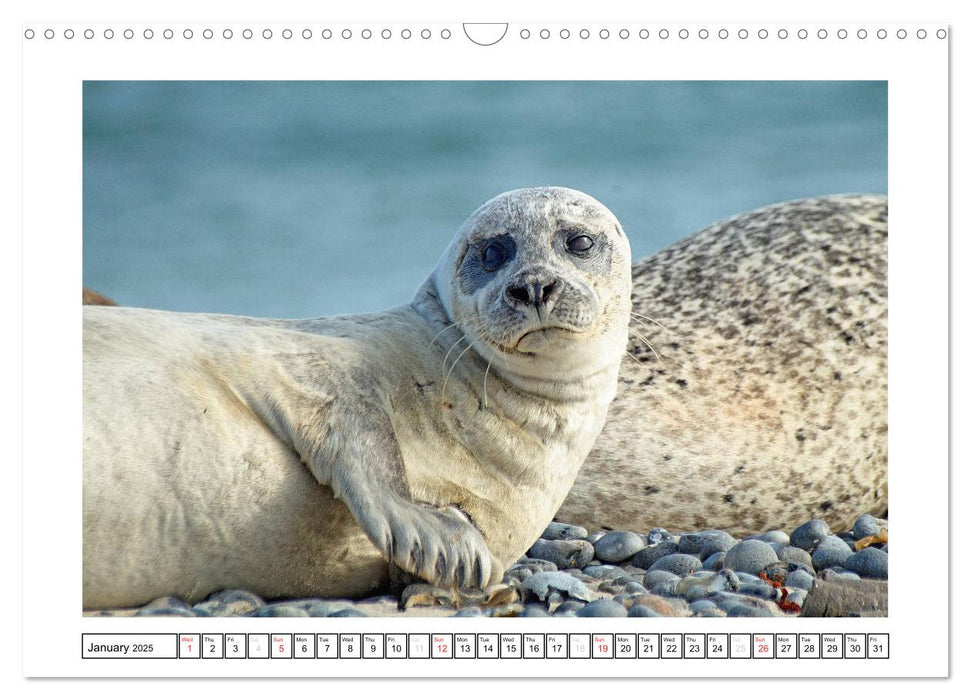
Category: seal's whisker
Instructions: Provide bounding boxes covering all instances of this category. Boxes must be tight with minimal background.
[482,355,493,409]
[425,321,460,353]
[441,341,476,405]
[441,334,470,381]
[628,328,663,364]
[630,311,673,334]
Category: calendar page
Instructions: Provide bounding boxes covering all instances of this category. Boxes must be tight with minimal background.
[19,0,949,682]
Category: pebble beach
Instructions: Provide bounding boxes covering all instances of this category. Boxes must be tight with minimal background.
[86,514,888,619]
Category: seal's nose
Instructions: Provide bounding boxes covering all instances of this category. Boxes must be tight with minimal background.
[505,277,561,309]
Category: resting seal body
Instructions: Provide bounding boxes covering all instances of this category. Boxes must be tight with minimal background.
[560,195,888,535]
[83,187,632,609]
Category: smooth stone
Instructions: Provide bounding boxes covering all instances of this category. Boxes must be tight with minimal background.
[728,604,775,617]
[452,607,483,617]
[647,528,672,544]
[790,519,832,551]
[141,596,190,611]
[678,530,737,558]
[624,581,649,595]
[696,607,727,617]
[675,570,739,598]
[582,564,629,581]
[811,536,854,570]
[625,594,690,617]
[801,578,888,617]
[774,545,815,570]
[643,570,681,592]
[553,600,586,615]
[206,590,265,616]
[586,530,608,544]
[330,608,368,617]
[523,571,596,602]
[820,568,862,581]
[542,522,590,541]
[629,540,679,569]
[784,588,808,608]
[628,605,661,617]
[845,547,889,579]
[527,539,596,569]
[647,553,703,577]
[577,599,629,617]
[134,607,195,617]
[520,604,551,617]
[305,601,365,617]
[738,582,778,600]
[750,530,790,545]
[594,531,646,563]
[689,600,720,615]
[703,551,726,571]
[784,569,816,591]
[852,514,883,539]
[250,605,309,617]
[191,601,229,617]
[723,539,779,575]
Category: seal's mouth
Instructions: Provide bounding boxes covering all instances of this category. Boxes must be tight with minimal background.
[486,325,585,355]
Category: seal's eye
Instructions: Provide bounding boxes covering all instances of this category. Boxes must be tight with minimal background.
[567,234,595,254]
[481,242,507,271]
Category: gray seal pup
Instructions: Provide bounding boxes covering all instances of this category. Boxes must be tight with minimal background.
[559,195,888,535]
[83,186,632,609]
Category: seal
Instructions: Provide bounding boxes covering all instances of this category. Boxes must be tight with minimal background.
[559,195,888,535]
[82,186,632,609]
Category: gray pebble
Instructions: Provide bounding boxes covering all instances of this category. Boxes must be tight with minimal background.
[750,530,790,546]
[577,599,629,617]
[141,596,190,611]
[582,564,629,581]
[206,590,265,616]
[627,605,661,617]
[527,538,596,569]
[723,539,779,575]
[845,547,889,579]
[790,519,831,551]
[250,604,309,617]
[647,553,704,577]
[542,522,589,541]
[738,581,778,600]
[520,604,551,617]
[329,608,368,617]
[820,568,862,582]
[774,545,814,570]
[452,607,484,617]
[586,530,608,544]
[523,571,596,602]
[678,530,737,559]
[647,527,672,544]
[630,540,679,569]
[811,536,854,570]
[643,570,681,592]
[191,600,229,617]
[703,551,726,571]
[728,604,775,617]
[553,600,586,615]
[594,531,646,562]
[734,572,762,584]
[784,568,816,591]
[135,607,195,617]
[305,601,365,617]
[689,600,720,615]
[624,581,649,595]
[783,588,807,608]
[852,514,883,539]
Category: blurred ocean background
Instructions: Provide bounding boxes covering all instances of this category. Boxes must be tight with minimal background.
[83,81,887,318]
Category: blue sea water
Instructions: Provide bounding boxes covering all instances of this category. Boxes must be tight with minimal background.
[83,81,887,318]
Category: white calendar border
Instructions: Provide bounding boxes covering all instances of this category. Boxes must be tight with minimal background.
[19,8,948,680]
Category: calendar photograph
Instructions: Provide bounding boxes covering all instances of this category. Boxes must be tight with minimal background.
[81,79,889,620]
